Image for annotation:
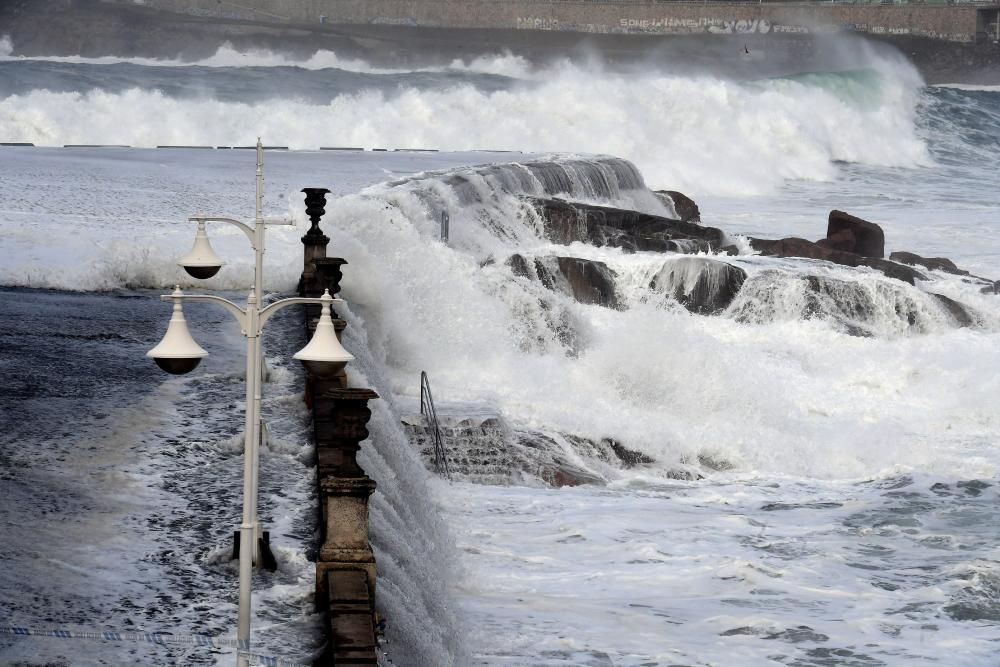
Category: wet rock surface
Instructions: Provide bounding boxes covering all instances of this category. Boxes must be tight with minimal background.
[930,293,976,327]
[890,251,968,276]
[655,189,701,222]
[520,197,990,330]
[824,209,885,258]
[650,257,747,315]
[528,197,724,252]
[507,253,621,309]
[751,236,926,285]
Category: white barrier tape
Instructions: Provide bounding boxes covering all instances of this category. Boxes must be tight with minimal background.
[0,626,310,667]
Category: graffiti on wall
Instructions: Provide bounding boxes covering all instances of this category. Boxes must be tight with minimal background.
[615,17,773,33]
[514,14,969,40]
[517,16,560,30]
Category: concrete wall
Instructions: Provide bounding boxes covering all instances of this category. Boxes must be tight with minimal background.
[106,0,997,43]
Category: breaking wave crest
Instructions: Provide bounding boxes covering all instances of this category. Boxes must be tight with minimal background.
[0,47,929,195]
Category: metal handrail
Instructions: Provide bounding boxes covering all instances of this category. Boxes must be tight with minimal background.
[420,371,452,479]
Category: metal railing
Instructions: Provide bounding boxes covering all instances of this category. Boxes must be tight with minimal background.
[440,211,450,243]
[420,371,451,479]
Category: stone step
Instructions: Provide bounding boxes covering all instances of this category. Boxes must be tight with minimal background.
[401,414,515,484]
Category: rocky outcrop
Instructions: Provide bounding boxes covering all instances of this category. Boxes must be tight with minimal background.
[528,197,724,253]
[751,236,926,285]
[508,254,621,309]
[931,293,976,327]
[650,257,747,314]
[890,251,969,276]
[606,439,655,467]
[655,190,701,223]
[821,210,885,258]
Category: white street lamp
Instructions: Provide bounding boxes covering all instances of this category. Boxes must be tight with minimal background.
[178,220,226,279]
[145,140,351,667]
[146,288,208,374]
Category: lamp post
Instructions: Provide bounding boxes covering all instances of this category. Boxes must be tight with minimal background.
[146,140,352,667]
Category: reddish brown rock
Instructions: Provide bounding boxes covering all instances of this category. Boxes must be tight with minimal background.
[655,190,701,223]
[817,228,856,253]
[529,197,723,252]
[751,237,925,285]
[889,251,968,276]
[827,210,885,259]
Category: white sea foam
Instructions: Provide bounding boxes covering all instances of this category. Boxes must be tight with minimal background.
[0,52,929,195]
[934,83,1000,92]
[0,40,530,76]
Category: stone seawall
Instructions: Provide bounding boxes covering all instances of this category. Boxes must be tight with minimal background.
[104,0,1000,43]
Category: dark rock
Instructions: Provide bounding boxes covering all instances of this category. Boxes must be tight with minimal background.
[816,228,856,253]
[752,236,925,285]
[529,197,724,252]
[516,432,606,487]
[516,255,621,309]
[858,258,927,286]
[655,190,701,223]
[552,257,620,309]
[719,245,740,256]
[827,210,885,258]
[754,236,857,264]
[506,253,531,278]
[697,454,735,471]
[982,281,1000,295]
[748,237,779,253]
[664,239,713,254]
[665,468,705,481]
[546,467,601,488]
[650,257,747,314]
[931,293,975,327]
[890,251,968,276]
[606,439,655,467]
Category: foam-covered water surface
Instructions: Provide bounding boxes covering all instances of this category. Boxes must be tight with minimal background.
[444,474,1000,666]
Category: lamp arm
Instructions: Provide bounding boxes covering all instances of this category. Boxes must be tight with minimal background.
[189,216,256,248]
[258,296,345,330]
[160,293,248,331]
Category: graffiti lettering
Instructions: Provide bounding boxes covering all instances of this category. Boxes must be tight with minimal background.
[617,17,774,34]
[517,16,559,30]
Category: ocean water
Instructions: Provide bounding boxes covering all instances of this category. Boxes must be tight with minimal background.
[1,36,1000,667]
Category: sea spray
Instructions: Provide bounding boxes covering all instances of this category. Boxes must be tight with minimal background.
[339,313,469,666]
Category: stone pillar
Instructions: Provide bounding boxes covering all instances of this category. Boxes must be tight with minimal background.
[313,388,379,481]
[312,387,380,667]
[305,257,349,324]
[300,187,331,297]
[314,257,348,296]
